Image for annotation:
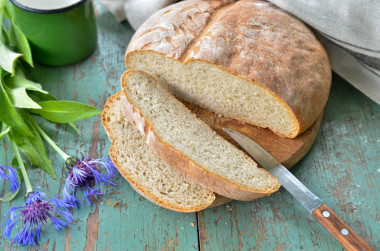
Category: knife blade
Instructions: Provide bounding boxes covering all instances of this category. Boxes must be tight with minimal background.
[223,128,372,251]
[223,128,322,212]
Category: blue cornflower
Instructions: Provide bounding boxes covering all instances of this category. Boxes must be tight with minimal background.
[0,165,20,193]
[63,157,118,208]
[1,188,72,246]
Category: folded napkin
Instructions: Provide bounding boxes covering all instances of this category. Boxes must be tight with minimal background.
[270,0,380,105]
[97,0,177,30]
[98,0,380,104]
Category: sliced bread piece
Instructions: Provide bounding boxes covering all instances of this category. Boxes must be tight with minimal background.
[102,92,215,212]
[121,70,281,200]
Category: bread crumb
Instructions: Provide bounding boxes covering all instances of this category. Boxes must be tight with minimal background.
[217,114,222,117]
[225,222,228,225]
[181,227,184,230]
[106,199,111,205]
[229,207,232,211]
[112,201,119,207]
[190,222,195,227]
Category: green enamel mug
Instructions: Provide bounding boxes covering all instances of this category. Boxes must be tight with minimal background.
[9,0,97,66]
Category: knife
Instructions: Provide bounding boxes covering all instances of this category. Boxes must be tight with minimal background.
[223,128,372,251]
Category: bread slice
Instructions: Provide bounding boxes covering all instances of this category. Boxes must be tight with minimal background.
[126,0,331,138]
[102,92,216,212]
[121,70,281,200]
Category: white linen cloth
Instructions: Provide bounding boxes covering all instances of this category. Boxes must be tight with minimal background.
[97,0,380,104]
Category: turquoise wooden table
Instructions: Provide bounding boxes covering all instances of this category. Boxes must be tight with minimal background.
[0,4,379,250]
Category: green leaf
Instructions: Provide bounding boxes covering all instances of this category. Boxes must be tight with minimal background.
[1,25,9,45]
[14,62,27,77]
[0,0,22,75]
[10,119,56,179]
[6,86,42,109]
[29,90,57,102]
[0,123,10,139]
[12,156,26,181]
[0,0,31,72]
[3,73,46,109]
[27,92,80,133]
[0,69,33,136]
[0,41,22,75]
[0,0,4,30]
[0,186,20,202]
[68,121,79,133]
[4,0,14,18]
[7,18,33,67]
[31,100,102,123]
[4,74,47,94]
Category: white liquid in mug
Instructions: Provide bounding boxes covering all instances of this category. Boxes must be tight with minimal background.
[14,0,83,10]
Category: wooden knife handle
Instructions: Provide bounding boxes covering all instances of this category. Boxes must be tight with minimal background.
[312,203,372,251]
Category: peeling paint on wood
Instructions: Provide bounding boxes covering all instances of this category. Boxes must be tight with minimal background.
[0,3,378,251]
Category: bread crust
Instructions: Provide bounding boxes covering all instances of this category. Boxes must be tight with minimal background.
[121,70,281,201]
[125,0,332,138]
[102,92,216,212]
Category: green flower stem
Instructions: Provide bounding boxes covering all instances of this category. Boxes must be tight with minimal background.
[29,119,69,161]
[9,133,33,194]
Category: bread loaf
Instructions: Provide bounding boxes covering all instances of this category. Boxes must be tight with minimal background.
[102,92,216,212]
[126,0,331,138]
[121,70,280,200]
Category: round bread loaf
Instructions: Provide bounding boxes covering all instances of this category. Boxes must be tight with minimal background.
[126,0,331,138]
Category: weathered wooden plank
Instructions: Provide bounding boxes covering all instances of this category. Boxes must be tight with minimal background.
[0,4,200,250]
[198,73,380,250]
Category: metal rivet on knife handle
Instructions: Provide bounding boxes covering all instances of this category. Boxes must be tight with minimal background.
[322,211,330,217]
[341,229,349,236]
